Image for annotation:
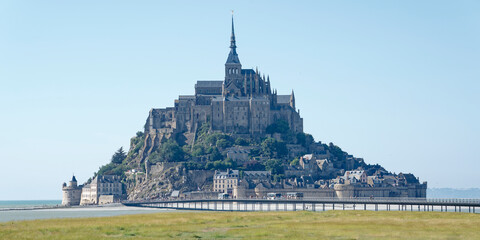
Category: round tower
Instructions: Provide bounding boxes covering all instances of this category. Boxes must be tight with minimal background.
[62,175,82,206]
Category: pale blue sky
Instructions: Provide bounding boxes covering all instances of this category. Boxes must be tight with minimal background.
[0,1,479,200]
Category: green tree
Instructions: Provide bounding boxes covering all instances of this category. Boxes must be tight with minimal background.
[223,158,236,169]
[208,147,223,161]
[296,133,306,146]
[261,138,277,158]
[266,119,290,134]
[265,159,284,175]
[191,145,205,157]
[159,139,184,162]
[97,163,115,176]
[243,160,265,171]
[261,138,288,158]
[290,157,299,166]
[205,162,214,170]
[249,148,261,157]
[276,141,288,158]
[111,147,127,164]
[234,138,249,146]
[216,138,232,149]
[305,134,315,147]
[147,150,162,163]
[328,142,345,161]
[283,131,296,144]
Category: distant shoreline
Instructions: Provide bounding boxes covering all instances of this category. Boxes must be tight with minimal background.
[0,203,126,212]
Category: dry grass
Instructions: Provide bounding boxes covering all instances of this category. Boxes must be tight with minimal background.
[1,210,479,239]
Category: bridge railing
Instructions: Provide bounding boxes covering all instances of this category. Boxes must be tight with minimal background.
[302,197,480,204]
[123,197,480,205]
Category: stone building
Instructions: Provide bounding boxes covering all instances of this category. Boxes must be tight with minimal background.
[225,146,251,163]
[62,175,82,206]
[80,175,123,205]
[344,170,367,184]
[144,17,303,139]
[213,169,239,195]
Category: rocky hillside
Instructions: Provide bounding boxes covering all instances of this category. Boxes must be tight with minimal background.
[93,120,388,200]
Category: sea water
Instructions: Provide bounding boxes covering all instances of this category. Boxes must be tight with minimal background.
[0,200,169,222]
[0,200,62,210]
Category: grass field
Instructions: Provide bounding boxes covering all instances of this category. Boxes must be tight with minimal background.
[1,210,479,239]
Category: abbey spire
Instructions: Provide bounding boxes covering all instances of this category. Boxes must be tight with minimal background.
[226,15,240,64]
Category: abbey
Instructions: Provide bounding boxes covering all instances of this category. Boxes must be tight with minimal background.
[145,18,303,137]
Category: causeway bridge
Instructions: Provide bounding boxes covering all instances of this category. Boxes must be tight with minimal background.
[123,198,480,213]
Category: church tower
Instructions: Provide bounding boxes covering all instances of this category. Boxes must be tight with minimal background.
[223,15,243,97]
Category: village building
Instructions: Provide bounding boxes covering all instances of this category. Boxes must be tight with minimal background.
[213,169,239,195]
[225,146,251,164]
[344,170,367,184]
[80,175,123,205]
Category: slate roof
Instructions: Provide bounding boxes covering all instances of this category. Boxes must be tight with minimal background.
[195,81,223,88]
[277,95,291,104]
[400,173,419,184]
[241,69,255,75]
